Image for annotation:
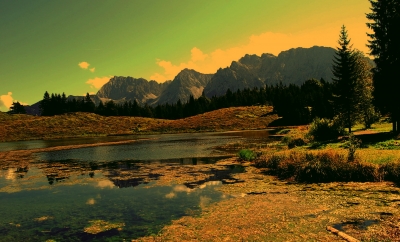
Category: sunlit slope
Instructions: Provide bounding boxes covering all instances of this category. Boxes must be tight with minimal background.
[152,106,276,133]
[0,113,170,142]
[0,106,277,142]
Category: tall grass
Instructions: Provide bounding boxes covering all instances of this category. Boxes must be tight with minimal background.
[255,150,385,183]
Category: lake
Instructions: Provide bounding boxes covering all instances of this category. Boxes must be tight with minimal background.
[0,130,273,241]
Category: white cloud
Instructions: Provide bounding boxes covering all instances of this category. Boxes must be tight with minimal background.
[78,62,90,69]
[86,76,113,89]
[0,92,14,111]
[173,185,193,193]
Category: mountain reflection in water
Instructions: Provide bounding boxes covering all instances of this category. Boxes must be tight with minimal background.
[0,156,246,241]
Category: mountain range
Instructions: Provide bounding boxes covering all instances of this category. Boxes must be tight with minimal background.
[25,46,374,115]
[95,46,346,105]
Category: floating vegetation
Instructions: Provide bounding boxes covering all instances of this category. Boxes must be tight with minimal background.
[84,220,125,234]
[34,216,53,222]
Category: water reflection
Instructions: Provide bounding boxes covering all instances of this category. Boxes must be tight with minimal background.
[0,131,270,241]
[0,135,142,152]
[0,157,242,241]
[0,167,29,181]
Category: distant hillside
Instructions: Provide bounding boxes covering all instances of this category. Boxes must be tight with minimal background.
[0,106,277,142]
[24,102,41,116]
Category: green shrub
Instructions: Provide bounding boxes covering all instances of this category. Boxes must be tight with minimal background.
[307,117,346,141]
[346,134,361,161]
[373,140,400,150]
[238,149,257,161]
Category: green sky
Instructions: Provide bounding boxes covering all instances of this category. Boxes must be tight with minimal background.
[0,0,371,111]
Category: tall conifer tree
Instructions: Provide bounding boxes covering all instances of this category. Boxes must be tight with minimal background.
[366,0,400,131]
[39,91,51,116]
[332,25,359,133]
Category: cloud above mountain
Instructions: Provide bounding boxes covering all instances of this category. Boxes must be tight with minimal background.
[149,20,368,82]
[86,76,113,89]
[0,92,17,111]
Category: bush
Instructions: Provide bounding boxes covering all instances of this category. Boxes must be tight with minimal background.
[281,129,307,149]
[381,161,400,184]
[238,149,257,161]
[307,117,346,141]
[255,153,283,169]
[287,138,306,149]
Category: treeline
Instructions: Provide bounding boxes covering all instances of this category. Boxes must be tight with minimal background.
[38,78,335,124]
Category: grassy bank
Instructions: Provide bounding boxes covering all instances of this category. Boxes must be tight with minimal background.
[252,121,400,184]
[0,106,278,142]
[255,149,400,184]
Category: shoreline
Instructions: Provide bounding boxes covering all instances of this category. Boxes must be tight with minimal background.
[0,139,145,165]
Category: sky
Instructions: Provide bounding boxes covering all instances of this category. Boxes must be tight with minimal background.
[0,0,372,111]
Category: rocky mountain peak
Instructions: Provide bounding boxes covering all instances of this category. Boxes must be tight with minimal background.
[60,46,373,109]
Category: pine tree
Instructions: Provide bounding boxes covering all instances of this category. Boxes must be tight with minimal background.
[366,0,400,132]
[122,101,130,116]
[332,25,359,133]
[131,100,141,117]
[39,91,51,116]
[84,93,95,113]
[96,101,105,115]
[105,100,118,116]
[176,99,183,119]
[61,92,68,113]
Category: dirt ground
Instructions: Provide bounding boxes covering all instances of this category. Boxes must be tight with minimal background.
[134,161,400,242]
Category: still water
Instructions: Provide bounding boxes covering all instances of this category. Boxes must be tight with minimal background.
[0,130,272,241]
